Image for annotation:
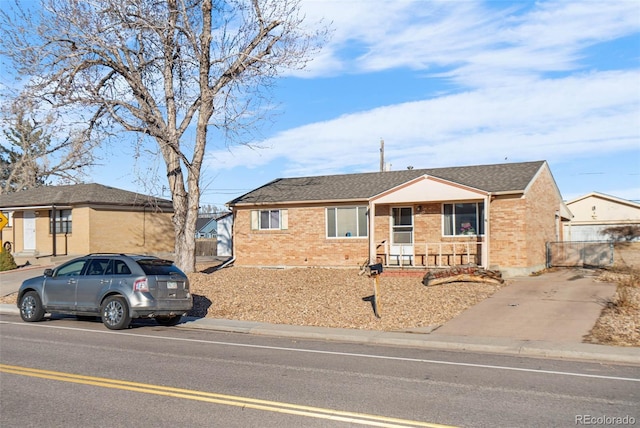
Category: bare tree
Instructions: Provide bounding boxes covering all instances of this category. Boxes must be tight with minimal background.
[1,0,326,272]
[601,225,640,242]
[1,100,97,193]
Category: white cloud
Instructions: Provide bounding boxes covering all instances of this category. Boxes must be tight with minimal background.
[298,0,640,86]
[206,69,639,176]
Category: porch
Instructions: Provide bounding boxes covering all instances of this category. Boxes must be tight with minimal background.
[376,241,483,268]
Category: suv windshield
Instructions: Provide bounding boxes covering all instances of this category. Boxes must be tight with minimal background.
[136,259,183,275]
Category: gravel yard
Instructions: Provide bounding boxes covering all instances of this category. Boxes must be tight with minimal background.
[188,265,503,331]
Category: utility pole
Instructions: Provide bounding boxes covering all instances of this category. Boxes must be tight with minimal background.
[379,139,385,172]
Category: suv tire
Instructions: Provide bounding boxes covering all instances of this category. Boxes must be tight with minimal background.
[101,296,131,330]
[19,291,45,322]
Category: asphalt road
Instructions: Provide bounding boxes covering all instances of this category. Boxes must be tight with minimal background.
[1,314,639,427]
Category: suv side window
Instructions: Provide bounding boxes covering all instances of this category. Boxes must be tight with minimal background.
[113,260,132,275]
[86,258,110,276]
[55,260,87,277]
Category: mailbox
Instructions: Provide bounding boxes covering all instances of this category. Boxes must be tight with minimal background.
[368,263,383,275]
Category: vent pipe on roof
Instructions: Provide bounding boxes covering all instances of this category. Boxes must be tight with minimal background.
[379,139,384,172]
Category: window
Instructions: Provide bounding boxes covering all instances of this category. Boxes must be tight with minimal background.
[50,209,72,234]
[113,260,132,275]
[392,207,413,244]
[86,259,110,276]
[443,203,484,236]
[327,206,367,238]
[55,260,86,277]
[251,209,288,230]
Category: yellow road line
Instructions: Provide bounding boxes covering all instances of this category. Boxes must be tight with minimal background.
[0,364,455,428]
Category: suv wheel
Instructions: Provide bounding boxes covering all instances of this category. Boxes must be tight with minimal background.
[154,315,182,326]
[101,296,131,330]
[19,291,45,322]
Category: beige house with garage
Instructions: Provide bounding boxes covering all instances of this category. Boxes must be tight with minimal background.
[563,192,640,241]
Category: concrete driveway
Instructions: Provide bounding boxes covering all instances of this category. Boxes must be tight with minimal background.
[432,268,618,342]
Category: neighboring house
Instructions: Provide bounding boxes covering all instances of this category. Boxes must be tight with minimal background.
[563,192,640,241]
[227,160,571,277]
[0,184,175,259]
[195,216,217,238]
[216,211,233,257]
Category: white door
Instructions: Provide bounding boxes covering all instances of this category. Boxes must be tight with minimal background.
[390,207,414,265]
[23,211,36,252]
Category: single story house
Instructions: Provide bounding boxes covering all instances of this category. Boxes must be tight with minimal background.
[563,192,640,241]
[195,216,217,239]
[227,160,571,277]
[0,183,175,259]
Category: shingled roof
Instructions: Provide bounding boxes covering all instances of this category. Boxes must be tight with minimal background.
[228,160,547,205]
[0,183,173,210]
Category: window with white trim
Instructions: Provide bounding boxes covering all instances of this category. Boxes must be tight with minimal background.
[251,209,288,230]
[326,206,367,238]
[50,209,72,234]
[443,203,484,236]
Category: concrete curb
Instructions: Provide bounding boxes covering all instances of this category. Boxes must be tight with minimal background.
[2,306,639,365]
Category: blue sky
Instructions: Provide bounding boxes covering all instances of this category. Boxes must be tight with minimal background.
[7,0,640,207]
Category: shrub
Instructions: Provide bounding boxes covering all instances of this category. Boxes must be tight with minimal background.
[0,247,17,271]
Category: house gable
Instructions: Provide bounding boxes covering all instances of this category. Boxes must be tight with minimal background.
[566,192,640,223]
[372,175,487,204]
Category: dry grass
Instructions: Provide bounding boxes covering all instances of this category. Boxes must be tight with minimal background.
[586,266,640,347]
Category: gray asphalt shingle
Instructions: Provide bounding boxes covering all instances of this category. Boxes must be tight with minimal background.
[229,160,546,205]
[0,183,173,209]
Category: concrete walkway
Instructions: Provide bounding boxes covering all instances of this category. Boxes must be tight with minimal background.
[1,264,639,364]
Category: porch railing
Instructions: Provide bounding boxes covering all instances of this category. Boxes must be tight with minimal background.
[376,241,483,268]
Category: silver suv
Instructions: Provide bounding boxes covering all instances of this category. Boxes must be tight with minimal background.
[17,254,193,330]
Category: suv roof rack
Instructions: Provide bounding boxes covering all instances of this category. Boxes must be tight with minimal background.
[84,253,158,258]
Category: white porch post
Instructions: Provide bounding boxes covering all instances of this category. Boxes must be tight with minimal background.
[483,193,491,268]
[368,201,376,265]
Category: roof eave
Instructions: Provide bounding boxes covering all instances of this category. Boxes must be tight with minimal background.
[228,197,369,208]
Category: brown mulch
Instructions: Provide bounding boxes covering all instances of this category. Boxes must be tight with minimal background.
[187,265,503,331]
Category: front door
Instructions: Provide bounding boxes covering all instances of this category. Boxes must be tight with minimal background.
[23,211,36,252]
[390,207,414,265]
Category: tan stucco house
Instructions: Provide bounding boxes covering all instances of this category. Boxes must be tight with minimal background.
[227,160,571,277]
[0,184,175,260]
[563,192,640,241]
